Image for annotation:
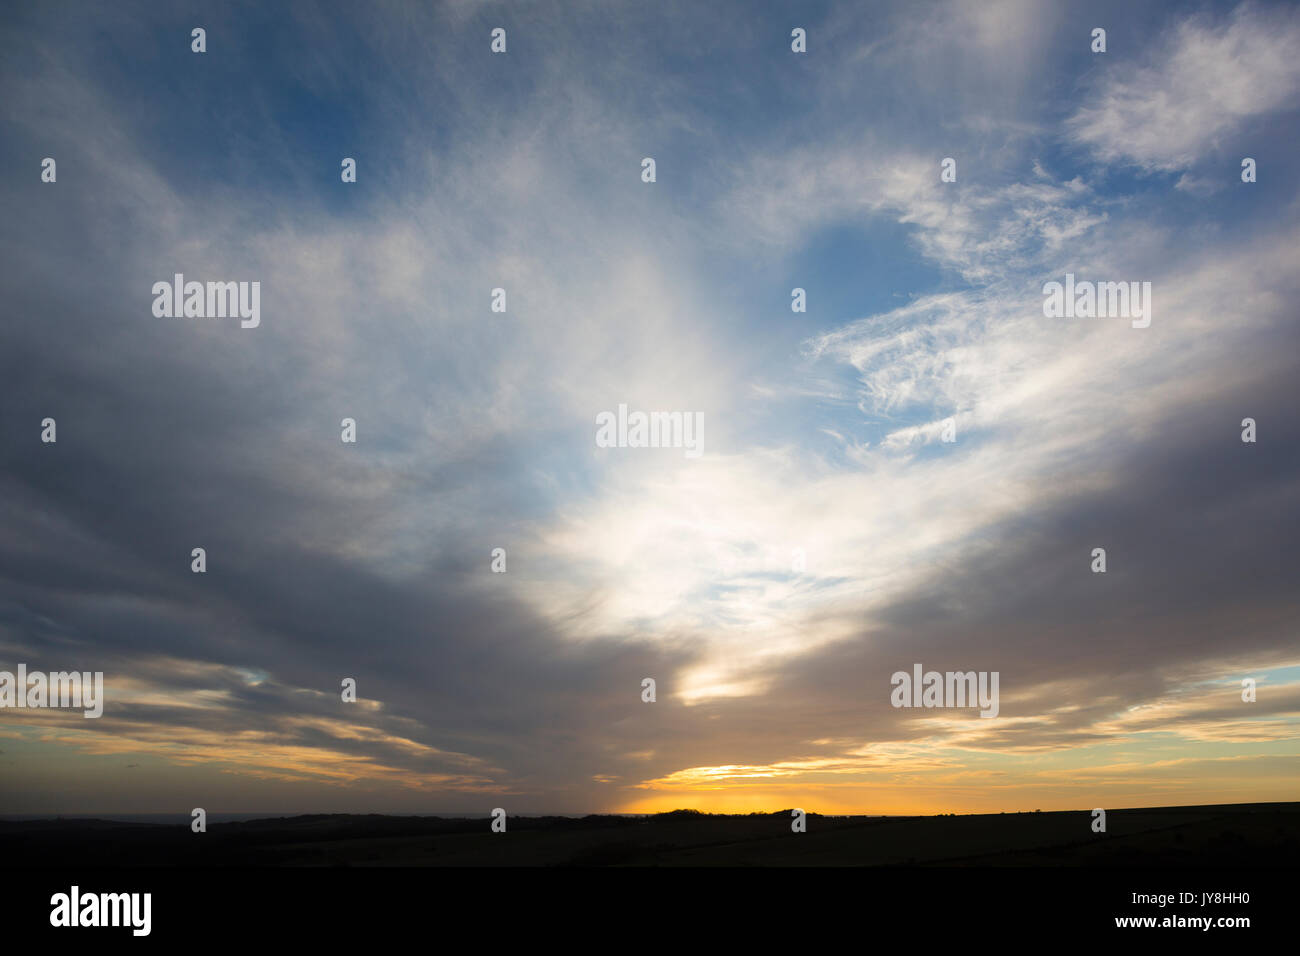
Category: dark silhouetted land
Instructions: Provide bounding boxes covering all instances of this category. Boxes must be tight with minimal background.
[2,802,1295,866]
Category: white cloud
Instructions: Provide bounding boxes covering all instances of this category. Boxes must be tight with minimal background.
[1066,3,1300,172]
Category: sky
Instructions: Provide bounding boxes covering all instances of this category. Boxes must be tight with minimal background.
[0,0,1297,816]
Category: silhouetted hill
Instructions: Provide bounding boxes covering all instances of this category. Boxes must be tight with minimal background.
[1,803,1294,867]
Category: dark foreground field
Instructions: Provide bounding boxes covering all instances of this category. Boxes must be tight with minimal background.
[3,802,1296,866]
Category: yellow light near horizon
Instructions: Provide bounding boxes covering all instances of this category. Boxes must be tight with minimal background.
[617,788,937,817]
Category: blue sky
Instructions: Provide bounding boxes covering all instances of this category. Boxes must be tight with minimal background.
[0,0,1297,815]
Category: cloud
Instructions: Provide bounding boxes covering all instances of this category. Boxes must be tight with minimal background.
[1,0,1297,814]
[1066,2,1300,172]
